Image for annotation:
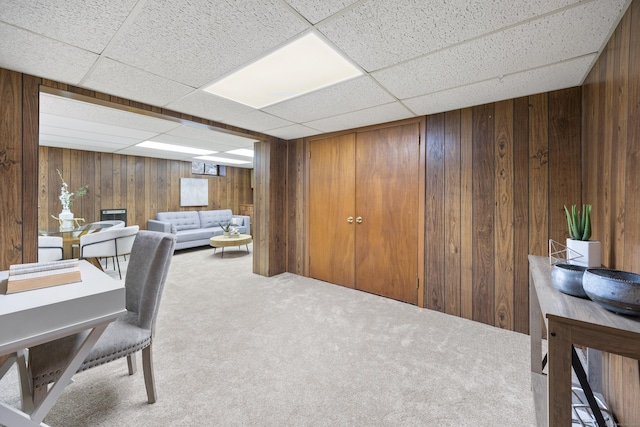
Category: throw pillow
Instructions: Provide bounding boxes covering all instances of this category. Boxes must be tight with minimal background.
[170,222,177,234]
[230,217,243,226]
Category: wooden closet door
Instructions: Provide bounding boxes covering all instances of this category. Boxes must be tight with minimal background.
[355,123,420,304]
[309,134,356,288]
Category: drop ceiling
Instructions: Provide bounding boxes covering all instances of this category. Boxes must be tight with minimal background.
[0,0,631,165]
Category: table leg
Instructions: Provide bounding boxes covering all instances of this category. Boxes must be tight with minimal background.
[547,318,573,427]
[530,272,543,374]
[0,323,109,426]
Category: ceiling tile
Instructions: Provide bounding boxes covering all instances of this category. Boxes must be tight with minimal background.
[263,76,395,123]
[263,124,323,140]
[115,146,194,161]
[105,0,309,88]
[165,92,256,123]
[0,23,98,84]
[167,125,258,145]
[305,102,415,133]
[39,134,131,151]
[0,0,137,53]
[222,111,294,133]
[403,55,596,116]
[39,121,150,146]
[82,58,194,107]
[319,0,581,71]
[284,0,360,24]
[41,93,183,134]
[373,0,628,100]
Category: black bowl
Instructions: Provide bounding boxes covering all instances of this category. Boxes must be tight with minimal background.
[551,263,588,298]
[583,268,640,316]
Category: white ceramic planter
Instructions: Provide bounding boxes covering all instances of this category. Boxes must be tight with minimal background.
[566,238,602,268]
[59,209,75,231]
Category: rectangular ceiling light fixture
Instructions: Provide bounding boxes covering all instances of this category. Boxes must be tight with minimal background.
[203,32,362,109]
[195,155,252,165]
[136,141,215,155]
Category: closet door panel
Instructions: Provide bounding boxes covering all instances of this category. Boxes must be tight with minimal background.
[309,134,356,288]
[355,123,420,304]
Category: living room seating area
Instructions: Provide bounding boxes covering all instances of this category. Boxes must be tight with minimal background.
[147,209,250,250]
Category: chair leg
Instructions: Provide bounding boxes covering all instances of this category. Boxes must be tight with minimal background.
[116,255,122,280]
[141,345,156,404]
[127,353,137,375]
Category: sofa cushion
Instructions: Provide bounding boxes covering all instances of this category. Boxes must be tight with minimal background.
[156,211,200,231]
[198,209,233,229]
[175,228,217,243]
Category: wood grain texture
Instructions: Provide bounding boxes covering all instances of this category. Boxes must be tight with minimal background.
[581,1,640,424]
[528,93,549,257]
[444,110,461,316]
[38,147,252,232]
[425,113,445,311]
[287,139,306,275]
[548,88,581,245]
[308,134,356,288]
[494,99,514,330]
[355,123,420,304]
[472,103,495,325]
[0,69,24,269]
[513,97,530,334]
[460,108,474,321]
[22,74,40,264]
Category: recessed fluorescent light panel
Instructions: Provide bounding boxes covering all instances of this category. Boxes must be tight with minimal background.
[136,141,215,155]
[195,156,252,165]
[203,33,362,109]
[226,149,254,157]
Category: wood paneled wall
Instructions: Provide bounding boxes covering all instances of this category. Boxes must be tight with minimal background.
[38,147,253,231]
[286,89,582,335]
[0,69,39,269]
[422,90,581,333]
[253,140,287,276]
[582,0,640,423]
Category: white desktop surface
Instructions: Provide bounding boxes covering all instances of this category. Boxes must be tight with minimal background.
[0,260,125,426]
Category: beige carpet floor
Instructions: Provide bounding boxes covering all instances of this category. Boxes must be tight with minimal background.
[1,244,536,426]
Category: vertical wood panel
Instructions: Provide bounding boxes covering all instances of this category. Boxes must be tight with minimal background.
[444,110,461,316]
[471,103,495,325]
[494,99,514,330]
[0,69,23,268]
[425,114,445,311]
[548,88,582,244]
[513,97,530,334]
[460,108,474,321]
[528,94,549,257]
[22,75,39,263]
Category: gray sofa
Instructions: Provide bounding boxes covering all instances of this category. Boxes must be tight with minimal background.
[147,209,250,250]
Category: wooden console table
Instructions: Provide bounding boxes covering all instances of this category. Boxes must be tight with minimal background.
[529,255,640,426]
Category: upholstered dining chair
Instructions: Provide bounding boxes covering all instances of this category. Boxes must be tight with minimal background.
[79,225,139,279]
[28,230,177,407]
[37,236,64,262]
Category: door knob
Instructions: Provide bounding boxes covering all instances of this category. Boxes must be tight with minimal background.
[356,216,363,224]
[347,216,354,223]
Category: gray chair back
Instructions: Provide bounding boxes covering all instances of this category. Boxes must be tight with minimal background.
[125,231,176,330]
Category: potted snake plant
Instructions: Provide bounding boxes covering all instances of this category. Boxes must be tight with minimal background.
[564,204,601,267]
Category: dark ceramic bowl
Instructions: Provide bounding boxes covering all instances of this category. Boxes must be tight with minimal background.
[583,268,640,316]
[551,263,588,298]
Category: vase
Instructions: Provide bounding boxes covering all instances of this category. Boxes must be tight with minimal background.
[566,238,601,268]
[59,209,75,231]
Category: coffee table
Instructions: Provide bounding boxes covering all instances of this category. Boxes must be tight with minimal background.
[209,234,252,258]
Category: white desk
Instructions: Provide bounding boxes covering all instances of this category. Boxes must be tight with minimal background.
[0,261,125,426]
